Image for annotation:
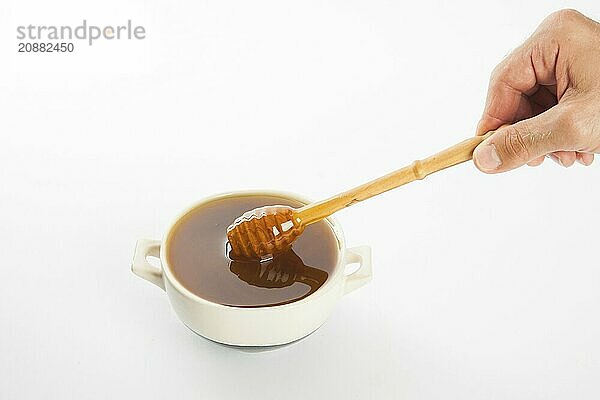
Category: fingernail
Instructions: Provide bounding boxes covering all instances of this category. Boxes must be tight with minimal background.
[474,142,502,171]
[576,154,587,166]
[548,154,564,167]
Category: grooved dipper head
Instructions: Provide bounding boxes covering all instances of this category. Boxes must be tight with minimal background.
[226,205,304,261]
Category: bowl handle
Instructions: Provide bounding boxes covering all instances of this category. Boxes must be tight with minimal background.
[131,239,165,291]
[342,246,372,295]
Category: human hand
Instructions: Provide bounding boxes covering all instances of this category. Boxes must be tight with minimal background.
[473,9,600,173]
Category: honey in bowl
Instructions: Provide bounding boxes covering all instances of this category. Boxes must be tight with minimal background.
[166,194,340,308]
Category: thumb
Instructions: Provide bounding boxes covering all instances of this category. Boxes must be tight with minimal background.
[473,107,570,173]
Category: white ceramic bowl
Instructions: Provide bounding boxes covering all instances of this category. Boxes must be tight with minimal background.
[131,190,372,346]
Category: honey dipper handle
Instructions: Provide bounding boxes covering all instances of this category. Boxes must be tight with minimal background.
[296,132,493,225]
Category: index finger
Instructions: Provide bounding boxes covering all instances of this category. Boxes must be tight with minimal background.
[476,30,560,135]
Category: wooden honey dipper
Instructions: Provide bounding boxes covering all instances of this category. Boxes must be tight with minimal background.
[227,132,493,260]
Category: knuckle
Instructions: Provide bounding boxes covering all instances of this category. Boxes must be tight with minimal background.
[547,9,581,23]
[490,61,506,78]
[544,9,584,32]
[556,104,582,142]
[488,65,501,85]
[489,61,510,87]
[554,8,584,21]
[557,105,575,127]
[530,34,560,70]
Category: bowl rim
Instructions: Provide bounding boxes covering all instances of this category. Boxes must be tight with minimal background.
[159,189,348,311]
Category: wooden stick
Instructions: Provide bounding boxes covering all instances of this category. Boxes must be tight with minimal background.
[296,132,492,225]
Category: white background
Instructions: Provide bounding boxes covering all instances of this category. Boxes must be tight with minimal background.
[1,0,600,399]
